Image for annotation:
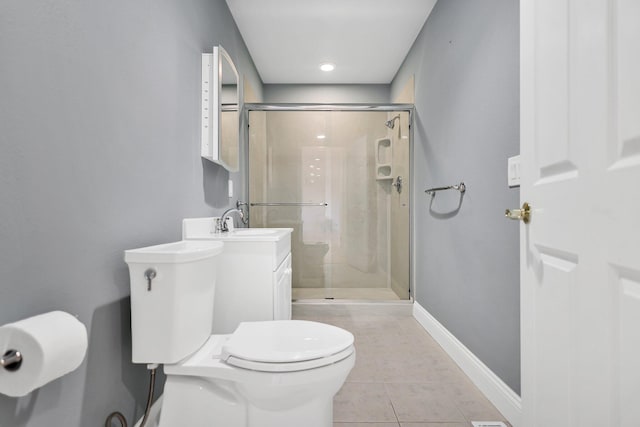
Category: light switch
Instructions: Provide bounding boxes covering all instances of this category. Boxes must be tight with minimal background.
[508,155,521,187]
[228,180,233,198]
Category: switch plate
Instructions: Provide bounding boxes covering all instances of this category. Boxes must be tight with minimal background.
[228,180,233,198]
[507,155,521,187]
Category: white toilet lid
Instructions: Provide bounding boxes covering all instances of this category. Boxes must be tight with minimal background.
[221,320,354,371]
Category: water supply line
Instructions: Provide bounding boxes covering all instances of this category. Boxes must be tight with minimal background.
[139,364,158,427]
[104,364,158,427]
[104,412,127,427]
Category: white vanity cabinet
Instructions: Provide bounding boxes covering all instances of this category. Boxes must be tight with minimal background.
[182,219,293,334]
[273,253,292,321]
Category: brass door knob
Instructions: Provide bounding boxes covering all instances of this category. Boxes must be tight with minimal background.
[505,202,531,224]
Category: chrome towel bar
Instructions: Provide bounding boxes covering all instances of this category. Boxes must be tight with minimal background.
[425,182,466,195]
[250,202,328,207]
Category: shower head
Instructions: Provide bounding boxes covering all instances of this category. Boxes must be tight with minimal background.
[385,115,401,129]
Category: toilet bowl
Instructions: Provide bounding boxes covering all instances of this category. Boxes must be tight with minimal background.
[125,240,355,427]
[159,321,355,427]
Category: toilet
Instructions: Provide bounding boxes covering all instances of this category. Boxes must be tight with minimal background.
[124,240,355,427]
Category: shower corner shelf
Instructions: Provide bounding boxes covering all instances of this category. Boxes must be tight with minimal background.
[375,138,393,180]
[376,164,394,180]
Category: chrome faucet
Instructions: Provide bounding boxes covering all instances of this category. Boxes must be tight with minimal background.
[218,208,244,232]
[213,201,249,233]
[235,200,249,225]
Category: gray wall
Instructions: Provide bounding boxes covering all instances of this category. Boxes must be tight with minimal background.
[0,0,261,425]
[392,0,521,393]
[264,84,390,104]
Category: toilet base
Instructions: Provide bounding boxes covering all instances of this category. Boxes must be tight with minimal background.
[247,399,333,427]
[150,351,355,427]
[136,394,333,427]
[157,373,341,427]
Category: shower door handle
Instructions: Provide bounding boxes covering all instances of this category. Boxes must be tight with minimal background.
[249,202,328,207]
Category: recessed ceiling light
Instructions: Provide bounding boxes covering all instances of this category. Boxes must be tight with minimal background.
[320,63,335,72]
[316,134,326,140]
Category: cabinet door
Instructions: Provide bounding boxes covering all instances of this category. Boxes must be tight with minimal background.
[273,254,292,320]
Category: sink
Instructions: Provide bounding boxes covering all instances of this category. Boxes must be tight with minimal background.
[230,229,279,236]
[182,218,292,242]
[181,217,293,268]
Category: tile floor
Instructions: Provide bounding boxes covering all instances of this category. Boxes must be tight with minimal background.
[292,304,511,427]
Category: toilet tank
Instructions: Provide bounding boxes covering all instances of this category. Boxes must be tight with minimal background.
[124,240,223,364]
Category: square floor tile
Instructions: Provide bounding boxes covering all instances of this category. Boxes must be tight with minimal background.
[385,383,466,423]
[334,382,398,423]
[400,423,469,427]
[294,306,510,427]
[334,423,400,427]
[447,382,507,422]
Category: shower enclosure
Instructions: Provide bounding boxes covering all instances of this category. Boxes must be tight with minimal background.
[246,105,411,301]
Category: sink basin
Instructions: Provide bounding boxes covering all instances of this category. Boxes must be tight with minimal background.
[230,229,279,236]
[182,218,292,242]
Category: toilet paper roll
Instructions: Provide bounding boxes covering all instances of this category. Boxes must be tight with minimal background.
[0,311,88,397]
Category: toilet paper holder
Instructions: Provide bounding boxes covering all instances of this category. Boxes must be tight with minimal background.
[1,349,23,372]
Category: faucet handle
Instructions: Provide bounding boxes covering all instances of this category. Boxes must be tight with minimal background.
[214,218,223,233]
[236,200,249,225]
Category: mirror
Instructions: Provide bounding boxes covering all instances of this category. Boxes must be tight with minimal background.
[201,45,240,171]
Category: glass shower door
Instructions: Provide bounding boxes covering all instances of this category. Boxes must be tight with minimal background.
[248,110,332,296]
[248,109,410,301]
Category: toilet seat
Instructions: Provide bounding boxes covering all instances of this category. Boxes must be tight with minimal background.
[224,345,354,372]
[165,320,355,378]
[222,320,354,372]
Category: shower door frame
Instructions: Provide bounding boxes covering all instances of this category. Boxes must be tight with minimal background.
[243,103,415,303]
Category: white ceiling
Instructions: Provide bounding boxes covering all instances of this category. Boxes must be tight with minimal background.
[226,0,438,85]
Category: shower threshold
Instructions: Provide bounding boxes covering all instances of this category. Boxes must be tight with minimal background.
[292,299,414,318]
[292,287,406,301]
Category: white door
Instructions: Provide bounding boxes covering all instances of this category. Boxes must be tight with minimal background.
[520,1,640,426]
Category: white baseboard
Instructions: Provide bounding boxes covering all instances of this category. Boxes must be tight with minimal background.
[413,302,522,427]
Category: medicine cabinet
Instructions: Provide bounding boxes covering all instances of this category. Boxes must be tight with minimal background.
[201,46,240,172]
